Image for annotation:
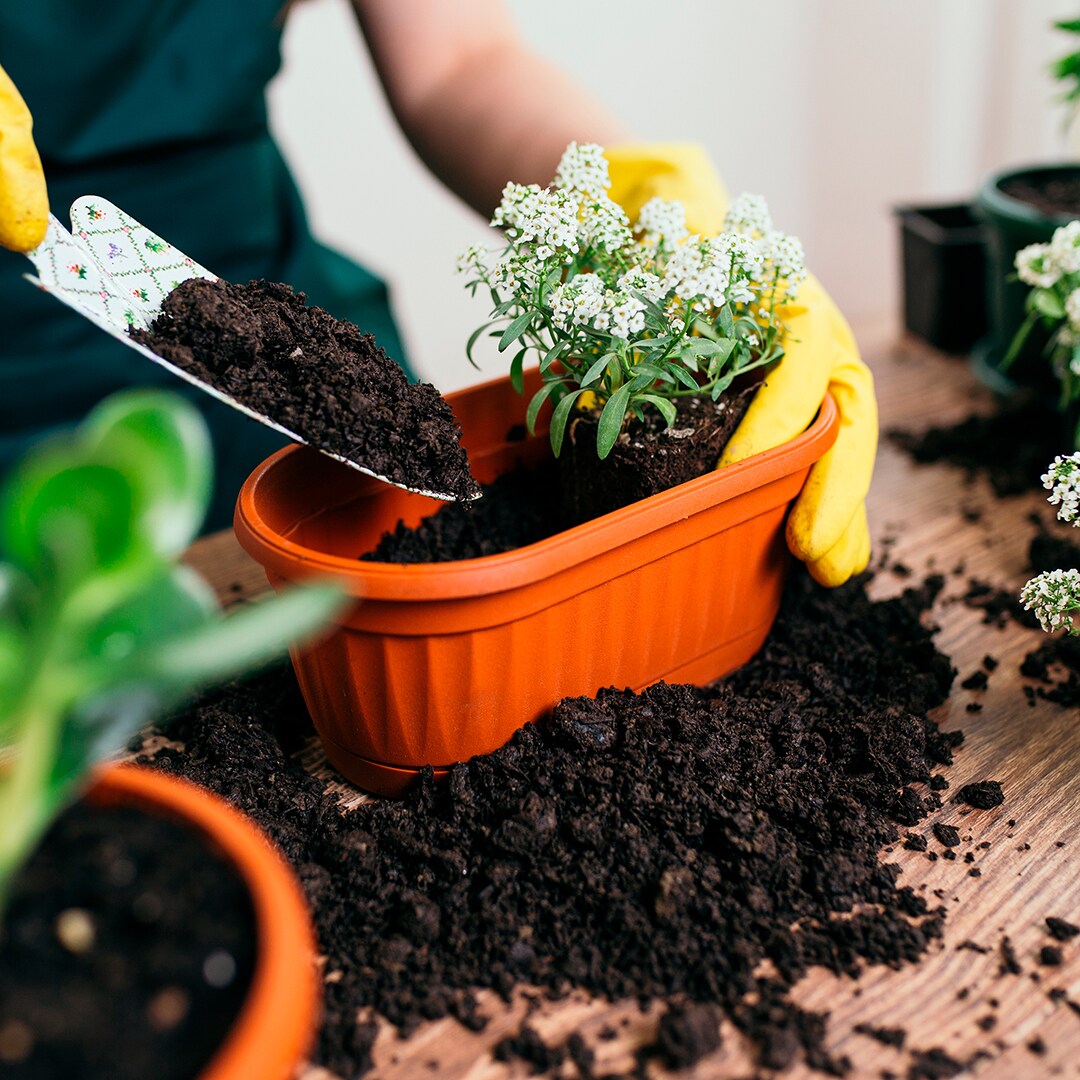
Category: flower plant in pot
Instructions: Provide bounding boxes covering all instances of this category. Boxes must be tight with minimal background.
[235,144,841,797]
[973,16,1080,392]
[0,390,344,1079]
[1001,218,1080,446]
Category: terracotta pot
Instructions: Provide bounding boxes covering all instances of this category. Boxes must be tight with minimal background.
[235,371,840,796]
[86,763,320,1080]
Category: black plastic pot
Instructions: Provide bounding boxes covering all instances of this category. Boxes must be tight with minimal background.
[972,162,1080,396]
[894,202,988,353]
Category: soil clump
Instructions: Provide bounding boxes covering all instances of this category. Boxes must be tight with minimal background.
[132,277,480,501]
[139,567,962,1077]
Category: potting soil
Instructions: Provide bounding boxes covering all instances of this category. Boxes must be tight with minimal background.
[131,277,481,502]
[0,805,256,1080]
[889,398,1064,498]
[141,567,965,1077]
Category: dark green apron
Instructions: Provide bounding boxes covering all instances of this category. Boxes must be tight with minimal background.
[0,1,412,530]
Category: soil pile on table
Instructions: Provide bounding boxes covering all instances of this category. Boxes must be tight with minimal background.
[143,569,959,1076]
[889,398,1063,498]
[131,277,480,502]
[0,805,256,1080]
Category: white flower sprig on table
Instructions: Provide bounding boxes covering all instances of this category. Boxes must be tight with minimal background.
[458,143,807,459]
[1021,452,1080,634]
[1008,221,1080,442]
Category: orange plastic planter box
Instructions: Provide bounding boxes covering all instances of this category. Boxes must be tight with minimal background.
[235,372,839,796]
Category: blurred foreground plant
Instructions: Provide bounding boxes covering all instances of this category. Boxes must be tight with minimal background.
[0,390,344,912]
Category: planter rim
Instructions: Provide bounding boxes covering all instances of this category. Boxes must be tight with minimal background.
[87,763,318,1080]
[976,161,1080,227]
[234,392,839,601]
[893,202,985,244]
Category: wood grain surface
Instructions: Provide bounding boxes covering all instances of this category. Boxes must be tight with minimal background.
[183,331,1080,1079]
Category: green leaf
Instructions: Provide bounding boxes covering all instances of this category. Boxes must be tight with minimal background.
[549,389,589,457]
[540,339,568,372]
[637,394,678,428]
[510,347,528,395]
[140,583,346,697]
[596,384,634,459]
[718,304,735,335]
[1,453,145,593]
[665,364,702,391]
[84,390,212,557]
[526,380,565,434]
[581,353,615,387]
[466,319,497,368]
[499,311,535,352]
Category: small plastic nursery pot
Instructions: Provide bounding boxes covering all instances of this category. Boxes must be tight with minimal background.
[973,163,1080,394]
[87,764,320,1080]
[894,202,988,353]
[235,371,840,797]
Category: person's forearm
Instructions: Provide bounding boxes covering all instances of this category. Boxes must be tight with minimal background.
[352,0,629,218]
[396,44,630,217]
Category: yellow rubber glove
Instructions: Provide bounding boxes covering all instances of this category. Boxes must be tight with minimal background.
[0,62,48,252]
[605,143,877,587]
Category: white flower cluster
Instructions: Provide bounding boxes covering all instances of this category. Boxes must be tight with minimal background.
[460,141,808,368]
[492,182,581,262]
[1015,221,1080,331]
[549,273,646,340]
[553,141,610,196]
[724,193,774,237]
[1021,453,1080,635]
[636,197,689,250]
[1020,568,1080,634]
[1042,452,1080,523]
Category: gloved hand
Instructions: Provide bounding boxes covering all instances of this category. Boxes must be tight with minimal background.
[605,143,877,587]
[0,62,48,252]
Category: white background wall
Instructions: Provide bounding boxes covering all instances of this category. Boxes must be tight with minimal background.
[268,0,1080,391]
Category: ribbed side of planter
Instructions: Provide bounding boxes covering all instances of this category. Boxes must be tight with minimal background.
[236,372,839,795]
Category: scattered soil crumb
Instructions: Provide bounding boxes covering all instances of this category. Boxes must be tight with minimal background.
[954,781,1004,810]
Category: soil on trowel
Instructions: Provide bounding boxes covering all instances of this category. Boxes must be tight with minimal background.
[0,804,256,1080]
[132,277,480,502]
[139,569,963,1076]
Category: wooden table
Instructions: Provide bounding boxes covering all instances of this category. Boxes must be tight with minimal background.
[185,331,1080,1079]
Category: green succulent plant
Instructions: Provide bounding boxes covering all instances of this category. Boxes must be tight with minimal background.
[0,390,344,911]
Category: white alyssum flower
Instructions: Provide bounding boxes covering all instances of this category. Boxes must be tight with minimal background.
[493,184,580,257]
[662,237,735,311]
[608,293,646,339]
[1021,568,1080,634]
[759,231,808,298]
[553,142,611,197]
[549,273,607,331]
[456,243,488,279]
[1051,220,1080,275]
[1042,452,1080,524]
[616,267,665,305]
[635,197,689,249]
[1015,242,1060,288]
[579,194,633,253]
[1066,288,1080,332]
[492,252,541,296]
[724,192,774,237]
